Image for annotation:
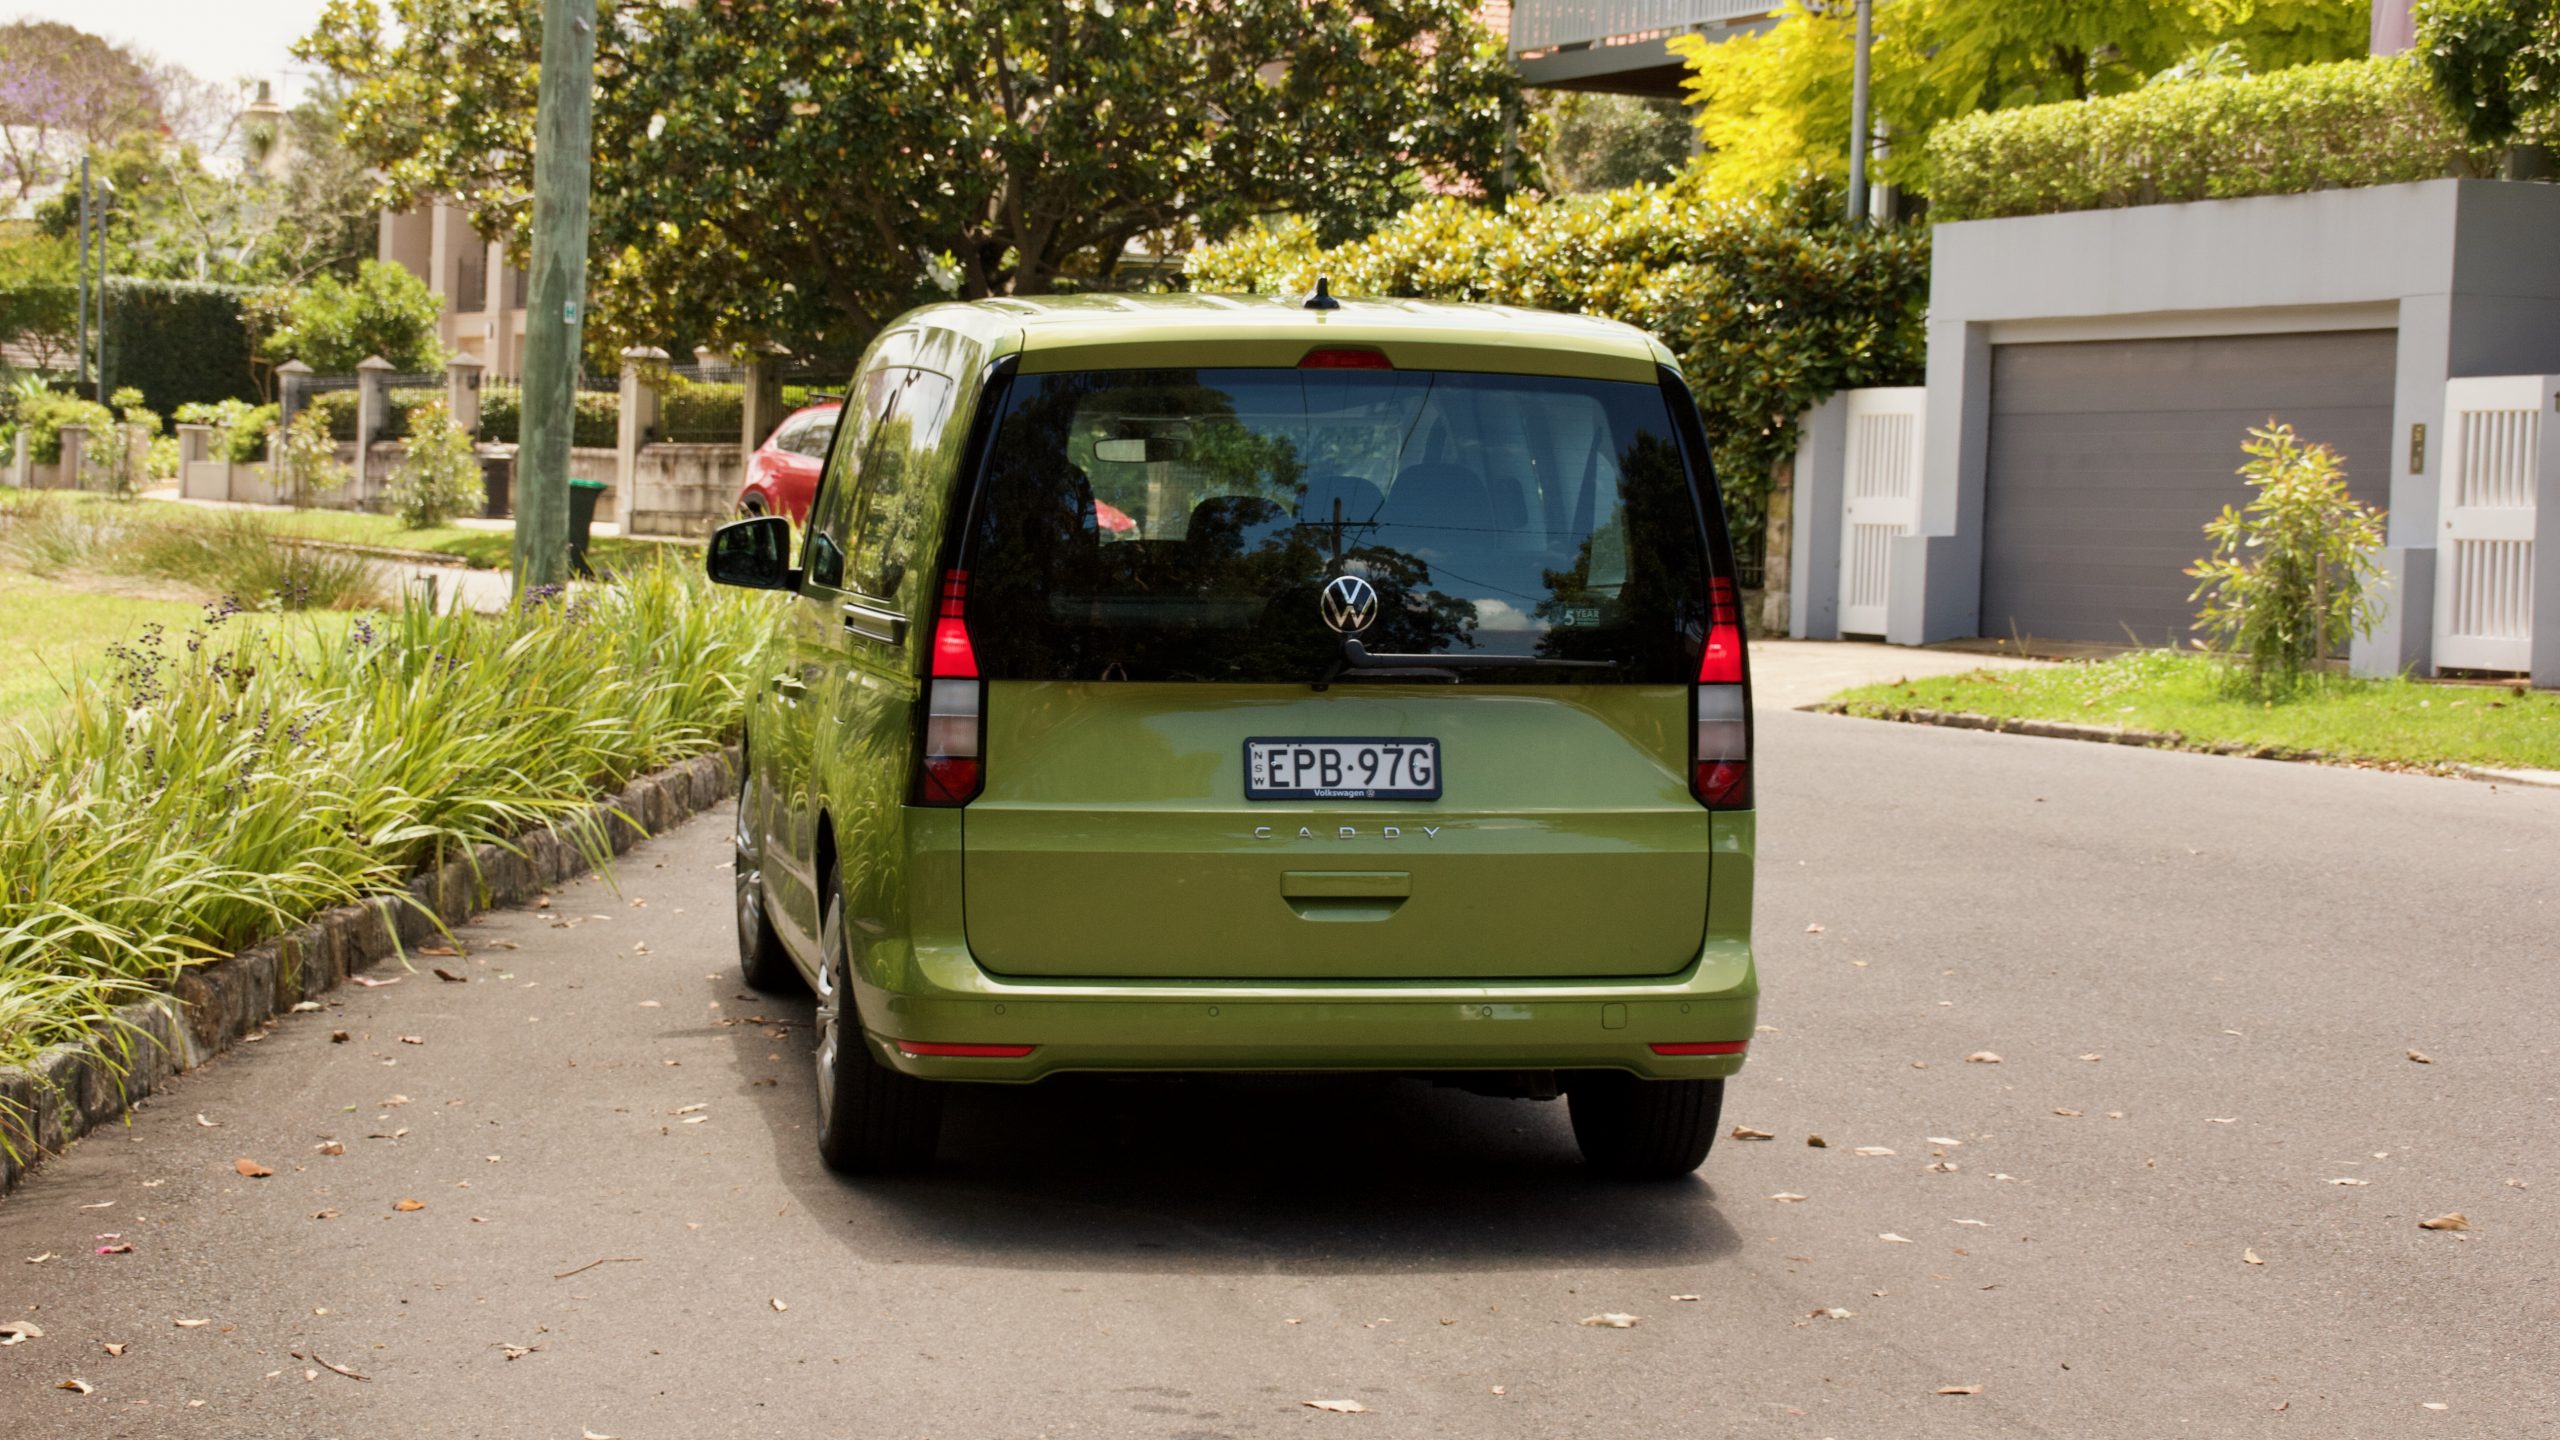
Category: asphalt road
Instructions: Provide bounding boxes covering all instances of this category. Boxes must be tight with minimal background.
[3,709,2555,1439]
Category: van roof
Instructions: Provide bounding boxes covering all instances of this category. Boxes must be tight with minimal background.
[896,292,1674,385]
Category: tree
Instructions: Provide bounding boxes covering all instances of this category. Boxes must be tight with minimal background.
[248,260,446,374]
[2416,0,2560,146]
[0,21,161,202]
[1672,0,2371,201]
[0,225,79,371]
[1536,93,1693,194]
[300,0,1524,354]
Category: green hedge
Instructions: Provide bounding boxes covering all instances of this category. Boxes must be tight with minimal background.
[171,399,279,463]
[15,391,116,464]
[476,385,621,448]
[1929,57,2496,223]
[100,279,261,416]
[658,378,742,442]
[1187,185,1929,555]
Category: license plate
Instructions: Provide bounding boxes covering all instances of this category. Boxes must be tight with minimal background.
[1244,738,1440,801]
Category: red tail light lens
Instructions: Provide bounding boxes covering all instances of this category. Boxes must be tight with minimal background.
[1693,575,1751,809]
[1649,1040,1749,1057]
[916,571,984,806]
[1299,347,1393,370]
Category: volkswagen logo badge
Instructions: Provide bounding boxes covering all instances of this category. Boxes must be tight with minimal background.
[1320,574,1380,635]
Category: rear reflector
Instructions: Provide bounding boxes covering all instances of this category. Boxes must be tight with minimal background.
[1300,347,1393,370]
[896,1041,1036,1059]
[1649,1041,1748,1056]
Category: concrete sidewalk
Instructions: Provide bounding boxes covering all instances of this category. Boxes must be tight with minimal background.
[1747,637,2049,710]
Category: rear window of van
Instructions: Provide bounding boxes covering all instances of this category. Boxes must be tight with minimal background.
[959,368,1716,685]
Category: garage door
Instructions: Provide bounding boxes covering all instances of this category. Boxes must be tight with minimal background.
[1980,332,2396,647]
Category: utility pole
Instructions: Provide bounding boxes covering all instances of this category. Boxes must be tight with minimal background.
[512,0,598,591]
[1847,0,1874,227]
[76,158,89,397]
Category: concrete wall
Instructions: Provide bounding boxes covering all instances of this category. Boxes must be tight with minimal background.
[628,443,742,537]
[1825,179,2560,677]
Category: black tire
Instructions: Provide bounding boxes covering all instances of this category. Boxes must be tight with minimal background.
[812,889,944,1173]
[732,774,798,994]
[1567,1073,1723,1180]
[738,494,769,519]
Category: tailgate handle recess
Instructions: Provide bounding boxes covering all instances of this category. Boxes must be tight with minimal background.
[1282,871,1410,899]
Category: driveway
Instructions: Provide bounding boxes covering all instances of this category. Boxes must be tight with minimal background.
[2,710,2553,1437]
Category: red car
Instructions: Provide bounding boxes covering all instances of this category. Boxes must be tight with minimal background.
[736,402,842,522]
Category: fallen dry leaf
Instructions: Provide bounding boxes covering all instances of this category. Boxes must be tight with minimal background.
[290,1001,322,1013]
[312,1209,339,1220]
[770,1298,788,1313]
[486,939,520,950]
[0,1321,39,1345]
[393,1198,426,1213]
[1879,1233,1913,1244]
[2078,1053,2102,1062]
[193,1114,220,1128]
[2418,1213,2470,1232]
[2422,1402,2448,1412]
[1806,1134,1828,1148]
[2243,1249,2264,1265]
[1926,1137,1963,1147]
[316,1142,345,1156]
[1769,1193,1809,1203]
[24,1253,54,1264]
[582,1431,620,1440]
[1302,1399,1371,1413]
[2053,1109,2082,1118]
[398,1036,424,1046]
[57,1377,92,1394]
[672,1103,707,1115]
[433,969,467,984]
[1578,1313,1641,1328]
[330,1030,350,1044]
[95,1243,132,1255]
[1852,1146,1897,1157]
[1805,922,1825,934]
[350,975,398,988]
[418,945,459,958]
[1671,1294,1700,1302]
[233,1158,272,1179]
[1953,1219,1990,1227]
[1965,1052,2001,1065]
[101,1342,123,1357]
[2407,1049,2433,1064]
[1812,1307,1854,1320]
[2329,1178,2369,1187]
[1936,1385,1982,1396]
[173,1319,210,1328]
[1729,1126,1775,1141]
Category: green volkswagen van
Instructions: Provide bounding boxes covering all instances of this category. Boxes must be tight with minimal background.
[705,292,1756,1179]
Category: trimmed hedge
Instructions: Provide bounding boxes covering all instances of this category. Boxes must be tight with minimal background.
[476,384,621,449]
[15,391,115,465]
[658,378,743,442]
[1187,185,1928,555]
[1929,57,2496,223]
[100,279,261,416]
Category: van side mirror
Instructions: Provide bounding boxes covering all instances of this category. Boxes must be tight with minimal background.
[706,515,799,590]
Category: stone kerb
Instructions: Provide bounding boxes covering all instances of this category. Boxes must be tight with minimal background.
[0,746,742,1196]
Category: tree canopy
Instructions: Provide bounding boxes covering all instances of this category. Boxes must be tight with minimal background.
[300,0,1524,357]
[1673,0,2372,201]
[0,20,161,202]
[2415,0,2560,145]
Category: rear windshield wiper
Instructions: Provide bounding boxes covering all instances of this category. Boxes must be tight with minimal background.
[1315,638,1619,689]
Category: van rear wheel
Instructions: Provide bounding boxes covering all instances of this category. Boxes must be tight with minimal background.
[1567,1073,1722,1180]
[812,891,944,1173]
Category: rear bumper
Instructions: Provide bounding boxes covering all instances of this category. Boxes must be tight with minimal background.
[849,939,1758,1083]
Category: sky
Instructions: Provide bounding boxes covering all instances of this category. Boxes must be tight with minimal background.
[7,0,339,101]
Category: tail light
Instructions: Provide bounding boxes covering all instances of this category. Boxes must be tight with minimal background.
[916,570,984,806]
[1693,576,1751,809]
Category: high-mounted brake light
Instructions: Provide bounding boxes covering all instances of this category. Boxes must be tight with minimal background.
[1692,575,1751,809]
[1299,347,1393,370]
[916,570,984,806]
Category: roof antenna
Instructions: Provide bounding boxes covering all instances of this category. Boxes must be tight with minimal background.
[1303,276,1340,312]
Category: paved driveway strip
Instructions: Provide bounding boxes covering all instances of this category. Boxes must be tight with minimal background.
[2,709,2553,1438]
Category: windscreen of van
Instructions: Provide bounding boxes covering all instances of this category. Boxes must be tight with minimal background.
[960,368,1715,685]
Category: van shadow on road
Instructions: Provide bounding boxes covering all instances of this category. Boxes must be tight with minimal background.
[714,984,1743,1278]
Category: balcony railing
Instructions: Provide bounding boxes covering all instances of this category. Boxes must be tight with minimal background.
[1509,0,1772,54]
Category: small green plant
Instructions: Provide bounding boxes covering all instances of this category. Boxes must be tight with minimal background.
[386,399,485,528]
[2186,422,2389,697]
[273,408,351,509]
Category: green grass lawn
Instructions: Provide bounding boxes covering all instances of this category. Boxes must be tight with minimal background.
[0,573,357,727]
[118,498,683,571]
[1829,649,2560,773]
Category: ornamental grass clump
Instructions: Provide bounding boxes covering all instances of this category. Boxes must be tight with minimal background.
[2186,422,2388,698]
[0,561,768,1111]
